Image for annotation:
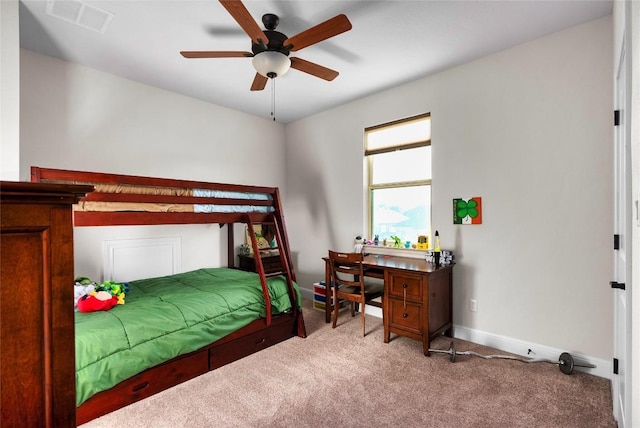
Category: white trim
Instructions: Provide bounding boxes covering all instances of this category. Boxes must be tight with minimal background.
[300,287,314,300]
[102,237,181,282]
[453,324,611,380]
[364,245,428,259]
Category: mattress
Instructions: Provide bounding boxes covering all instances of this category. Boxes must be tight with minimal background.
[75,268,299,406]
[72,183,275,213]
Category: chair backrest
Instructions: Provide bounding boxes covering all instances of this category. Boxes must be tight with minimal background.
[328,250,365,297]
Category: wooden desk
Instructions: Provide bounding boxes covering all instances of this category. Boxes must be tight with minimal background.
[323,254,453,356]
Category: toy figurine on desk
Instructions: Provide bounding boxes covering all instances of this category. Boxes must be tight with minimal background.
[354,235,364,253]
[433,230,441,268]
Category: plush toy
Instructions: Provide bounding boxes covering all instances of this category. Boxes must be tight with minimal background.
[97,280,129,305]
[74,277,129,313]
[77,291,118,313]
[354,235,364,253]
[74,277,96,308]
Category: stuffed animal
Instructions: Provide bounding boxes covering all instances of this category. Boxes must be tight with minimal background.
[74,277,129,312]
[354,235,364,253]
[98,280,129,305]
[77,291,118,313]
[74,277,96,308]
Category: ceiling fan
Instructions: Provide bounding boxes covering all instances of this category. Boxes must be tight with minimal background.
[180,0,352,91]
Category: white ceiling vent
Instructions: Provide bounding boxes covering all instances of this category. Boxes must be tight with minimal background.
[46,0,113,34]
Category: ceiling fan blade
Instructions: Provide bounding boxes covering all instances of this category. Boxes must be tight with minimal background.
[219,0,269,46]
[180,51,252,59]
[250,73,268,91]
[284,14,352,52]
[290,57,339,81]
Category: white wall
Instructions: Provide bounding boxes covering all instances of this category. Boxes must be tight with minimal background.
[20,50,286,280]
[1,0,20,180]
[286,17,613,361]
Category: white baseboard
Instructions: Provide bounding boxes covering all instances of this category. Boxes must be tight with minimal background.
[300,287,314,300]
[453,324,611,380]
[300,288,609,379]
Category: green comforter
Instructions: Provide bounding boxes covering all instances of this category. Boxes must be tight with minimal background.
[75,268,300,406]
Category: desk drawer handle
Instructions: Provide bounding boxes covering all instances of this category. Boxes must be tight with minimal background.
[403,283,408,288]
[403,313,408,318]
[403,286,407,309]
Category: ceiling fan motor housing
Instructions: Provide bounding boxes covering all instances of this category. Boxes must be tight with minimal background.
[252,30,290,56]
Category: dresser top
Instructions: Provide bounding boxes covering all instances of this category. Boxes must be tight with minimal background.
[1,181,93,205]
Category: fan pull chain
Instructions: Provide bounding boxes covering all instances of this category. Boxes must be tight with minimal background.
[270,78,276,122]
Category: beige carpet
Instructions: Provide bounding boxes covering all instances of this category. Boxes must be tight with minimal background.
[81,300,616,427]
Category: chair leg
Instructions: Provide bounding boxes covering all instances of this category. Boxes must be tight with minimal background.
[361,305,366,337]
[332,290,339,329]
[350,302,355,317]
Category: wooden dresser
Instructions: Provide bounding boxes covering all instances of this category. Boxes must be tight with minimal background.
[1,181,92,428]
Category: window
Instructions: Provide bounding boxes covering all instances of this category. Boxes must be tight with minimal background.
[366,113,431,248]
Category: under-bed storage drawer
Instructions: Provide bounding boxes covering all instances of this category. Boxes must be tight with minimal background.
[76,350,208,425]
[209,315,295,370]
[121,350,208,398]
[209,329,272,369]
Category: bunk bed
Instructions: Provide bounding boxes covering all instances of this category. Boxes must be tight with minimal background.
[31,166,307,425]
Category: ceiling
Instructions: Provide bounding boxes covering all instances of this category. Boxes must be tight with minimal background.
[19,0,613,124]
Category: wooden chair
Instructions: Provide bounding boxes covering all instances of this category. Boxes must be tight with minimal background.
[328,250,384,336]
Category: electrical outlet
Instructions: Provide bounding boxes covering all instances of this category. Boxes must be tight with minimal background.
[469,299,477,312]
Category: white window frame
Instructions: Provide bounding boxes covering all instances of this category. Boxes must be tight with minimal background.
[365,113,432,245]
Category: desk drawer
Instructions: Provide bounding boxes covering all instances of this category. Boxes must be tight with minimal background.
[388,298,422,335]
[387,272,423,301]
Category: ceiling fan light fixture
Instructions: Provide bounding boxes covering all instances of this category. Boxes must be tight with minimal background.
[252,51,291,78]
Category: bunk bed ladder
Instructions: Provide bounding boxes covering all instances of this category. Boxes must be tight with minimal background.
[266,213,300,314]
[245,216,273,326]
[244,214,304,336]
[268,188,306,337]
[270,188,296,283]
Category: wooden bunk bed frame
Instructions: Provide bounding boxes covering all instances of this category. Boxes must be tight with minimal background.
[31,166,307,425]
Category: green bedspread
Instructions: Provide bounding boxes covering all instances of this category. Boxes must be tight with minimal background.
[75,268,300,406]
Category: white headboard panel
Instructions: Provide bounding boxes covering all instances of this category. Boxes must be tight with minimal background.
[102,237,182,282]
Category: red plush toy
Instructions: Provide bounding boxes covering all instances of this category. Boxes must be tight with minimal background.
[77,291,118,313]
